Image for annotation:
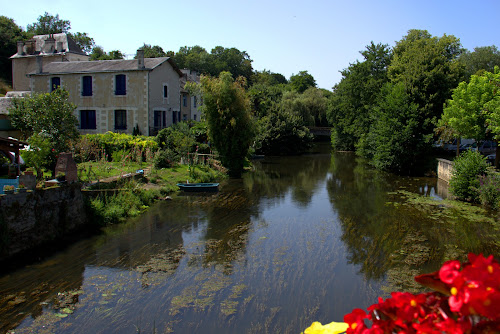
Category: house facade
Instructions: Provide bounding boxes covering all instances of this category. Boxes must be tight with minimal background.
[28,50,182,136]
[10,33,89,92]
[180,69,202,122]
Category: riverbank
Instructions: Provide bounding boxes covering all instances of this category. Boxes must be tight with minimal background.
[0,163,226,269]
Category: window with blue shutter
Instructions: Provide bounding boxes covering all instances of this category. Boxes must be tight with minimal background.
[80,110,96,129]
[51,77,60,92]
[114,110,127,130]
[82,76,92,96]
[115,74,126,95]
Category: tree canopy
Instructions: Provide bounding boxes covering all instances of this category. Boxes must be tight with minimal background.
[27,12,71,35]
[0,16,28,85]
[169,45,254,82]
[327,42,392,151]
[460,45,500,80]
[69,32,95,54]
[388,29,464,132]
[8,88,79,175]
[289,71,316,93]
[139,44,167,58]
[192,72,255,177]
[89,46,124,60]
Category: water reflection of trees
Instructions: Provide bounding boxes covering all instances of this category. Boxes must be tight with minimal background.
[244,153,332,207]
[327,152,500,294]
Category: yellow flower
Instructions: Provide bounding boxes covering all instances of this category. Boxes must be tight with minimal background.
[303,321,348,334]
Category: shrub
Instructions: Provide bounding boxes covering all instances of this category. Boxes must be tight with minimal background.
[111,149,130,163]
[154,149,177,169]
[75,132,158,162]
[477,171,500,209]
[449,150,488,201]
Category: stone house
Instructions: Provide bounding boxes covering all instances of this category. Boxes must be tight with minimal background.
[180,69,202,122]
[10,33,89,92]
[28,50,183,136]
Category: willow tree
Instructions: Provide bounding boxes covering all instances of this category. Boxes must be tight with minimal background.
[193,71,255,177]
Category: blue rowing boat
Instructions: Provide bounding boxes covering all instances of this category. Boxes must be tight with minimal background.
[177,182,219,192]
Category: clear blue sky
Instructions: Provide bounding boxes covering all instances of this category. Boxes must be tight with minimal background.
[3,0,499,89]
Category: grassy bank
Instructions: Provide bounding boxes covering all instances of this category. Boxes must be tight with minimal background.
[84,163,226,227]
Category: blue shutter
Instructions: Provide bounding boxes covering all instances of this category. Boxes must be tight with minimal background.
[115,75,126,95]
[82,76,92,96]
[81,110,96,129]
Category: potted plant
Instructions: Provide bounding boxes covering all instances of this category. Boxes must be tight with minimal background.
[3,185,15,194]
[17,183,27,193]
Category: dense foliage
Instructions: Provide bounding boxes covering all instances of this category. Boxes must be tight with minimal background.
[9,89,79,175]
[439,67,500,165]
[327,42,392,151]
[170,45,254,82]
[361,82,429,174]
[194,72,255,177]
[329,30,466,174]
[449,150,488,202]
[255,107,313,155]
[459,45,500,80]
[74,132,158,163]
[0,16,29,85]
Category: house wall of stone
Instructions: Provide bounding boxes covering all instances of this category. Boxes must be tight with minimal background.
[181,92,191,121]
[12,55,64,91]
[0,184,87,261]
[148,61,181,133]
[31,70,149,135]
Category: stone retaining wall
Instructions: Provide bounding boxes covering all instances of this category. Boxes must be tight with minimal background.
[437,158,454,183]
[0,183,87,260]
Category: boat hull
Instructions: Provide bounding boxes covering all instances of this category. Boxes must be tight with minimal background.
[177,183,219,192]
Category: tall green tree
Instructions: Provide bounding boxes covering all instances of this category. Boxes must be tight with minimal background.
[0,16,28,85]
[27,12,71,34]
[8,88,79,175]
[366,82,429,174]
[327,42,392,151]
[139,43,167,58]
[193,72,255,177]
[211,46,253,82]
[289,71,316,93]
[460,46,500,80]
[438,68,500,165]
[388,29,464,134]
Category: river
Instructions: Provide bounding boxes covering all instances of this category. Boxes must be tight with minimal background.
[1,144,499,333]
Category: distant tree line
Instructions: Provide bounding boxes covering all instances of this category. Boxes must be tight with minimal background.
[327,29,500,174]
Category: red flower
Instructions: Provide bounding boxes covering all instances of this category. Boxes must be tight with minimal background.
[344,308,368,334]
[439,260,461,284]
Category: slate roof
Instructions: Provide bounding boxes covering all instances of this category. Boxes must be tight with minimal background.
[10,33,86,58]
[28,58,183,76]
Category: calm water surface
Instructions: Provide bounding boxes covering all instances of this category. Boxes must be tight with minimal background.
[1,145,499,333]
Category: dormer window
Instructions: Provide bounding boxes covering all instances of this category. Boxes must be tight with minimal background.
[115,74,126,95]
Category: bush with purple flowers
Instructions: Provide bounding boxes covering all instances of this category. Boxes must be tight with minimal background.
[477,171,500,209]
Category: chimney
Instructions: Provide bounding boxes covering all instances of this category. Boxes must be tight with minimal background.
[36,55,43,73]
[44,36,55,53]
[56,41,64,53]
[137,49,145,69]
[16,41,24,55]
